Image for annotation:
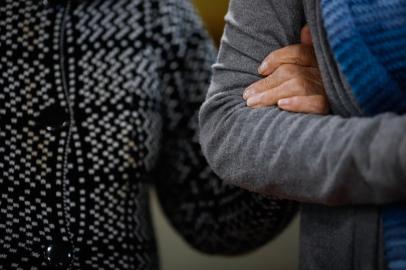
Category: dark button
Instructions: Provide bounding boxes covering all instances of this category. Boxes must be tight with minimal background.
[35,104,70,131]
[42,0,79,6]
[41,0,68,8]
[42,0,63,5]
[45,243,73,269]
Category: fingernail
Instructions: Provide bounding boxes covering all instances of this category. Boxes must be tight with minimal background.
[247,94,263,107]
[258,62,268,74]
[243,87,255,100]
[278,98,291,107]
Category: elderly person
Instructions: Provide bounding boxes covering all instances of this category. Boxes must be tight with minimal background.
[199,0,406,270]
[0,0,300,269]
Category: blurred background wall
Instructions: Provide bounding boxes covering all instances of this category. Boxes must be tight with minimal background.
[150,1,300,270]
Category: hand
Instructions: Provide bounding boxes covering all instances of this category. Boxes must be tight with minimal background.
[243,25,330,115]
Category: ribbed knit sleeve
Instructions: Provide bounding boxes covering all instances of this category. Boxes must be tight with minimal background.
[199,0,406,206]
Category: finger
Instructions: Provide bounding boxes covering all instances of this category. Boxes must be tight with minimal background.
[244,65,323,100]
[278,95,330,115]
[243,71,288,100]
[246,79,303,108]
[301,24,313,46]
[258,44,318,76]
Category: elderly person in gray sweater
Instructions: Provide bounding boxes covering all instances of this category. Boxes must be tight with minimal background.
[199,0,406,270]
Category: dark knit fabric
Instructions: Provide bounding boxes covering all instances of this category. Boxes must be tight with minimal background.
[0,0,297,268]
[321,0,406,269]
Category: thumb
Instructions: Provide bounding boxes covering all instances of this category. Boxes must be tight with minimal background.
[301,24,313,46]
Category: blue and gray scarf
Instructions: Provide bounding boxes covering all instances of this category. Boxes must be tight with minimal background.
[321,0,406,269]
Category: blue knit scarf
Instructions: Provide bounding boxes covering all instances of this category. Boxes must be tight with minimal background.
[321,0,406,269]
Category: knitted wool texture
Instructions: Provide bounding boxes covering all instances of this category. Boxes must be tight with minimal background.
[321,0,406,269]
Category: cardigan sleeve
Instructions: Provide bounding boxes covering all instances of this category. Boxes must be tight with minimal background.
[199,0,406,206]
[152,0,297,255]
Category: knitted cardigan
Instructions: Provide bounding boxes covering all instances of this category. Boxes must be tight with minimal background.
[321,0,406,269]
[0,0,297,268]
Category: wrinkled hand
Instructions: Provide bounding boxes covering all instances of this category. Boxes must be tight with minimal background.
[243,25,330,115]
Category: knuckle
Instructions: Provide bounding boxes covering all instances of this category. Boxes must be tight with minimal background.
[254,79,267,89]
[262,77,273,88]
[292,57,300,65]
[304,83,313,96]
[281,64,296,74]
[292,77,306,89]
[263,92,277,106]
[302,81,313,96]
[263,76,272,84]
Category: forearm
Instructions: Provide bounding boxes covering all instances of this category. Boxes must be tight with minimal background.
[201,97,406,205]
[154,2,297,252]
[199,0,406,206]
[156,172,297,255]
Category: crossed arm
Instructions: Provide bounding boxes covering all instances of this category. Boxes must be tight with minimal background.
[199,0,406,206]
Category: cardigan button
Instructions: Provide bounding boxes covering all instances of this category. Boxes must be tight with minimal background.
[35,104,70,131]
[45,243,73,269]
[42,0,65,7]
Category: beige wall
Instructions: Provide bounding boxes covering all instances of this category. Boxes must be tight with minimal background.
[150,2,300,270]
[192,0,230,43]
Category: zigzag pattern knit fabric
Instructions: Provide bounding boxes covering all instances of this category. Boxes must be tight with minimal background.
[0,0,296,268]
[321,0,406,269]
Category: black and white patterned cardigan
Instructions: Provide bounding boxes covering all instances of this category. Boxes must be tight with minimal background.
[0,0,297,269]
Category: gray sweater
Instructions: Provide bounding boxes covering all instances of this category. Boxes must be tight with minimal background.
[199,0,406,269]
